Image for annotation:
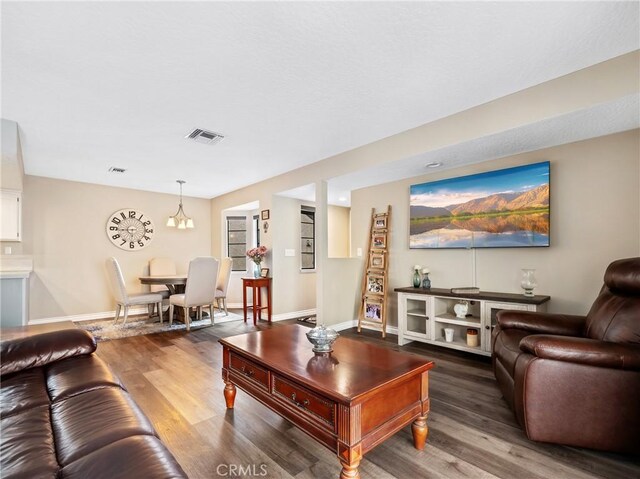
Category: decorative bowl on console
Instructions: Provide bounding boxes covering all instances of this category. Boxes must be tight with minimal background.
[306,325,339,353]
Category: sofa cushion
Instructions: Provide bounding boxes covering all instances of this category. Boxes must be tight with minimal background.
[47,355,123,402]
[0,329,96,377]
[52,387,157,466]
[0,404,58,479]
[60,435,187,479]
[0,368,49,418]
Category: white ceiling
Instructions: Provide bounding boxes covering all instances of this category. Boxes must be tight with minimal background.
[2,2,639,199]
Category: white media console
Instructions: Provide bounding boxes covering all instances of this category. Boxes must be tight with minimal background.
[395,287,550,356]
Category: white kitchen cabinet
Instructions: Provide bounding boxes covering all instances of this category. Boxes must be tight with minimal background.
[0,189,21,241]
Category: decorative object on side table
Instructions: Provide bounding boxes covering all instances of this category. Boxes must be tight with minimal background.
[521,268,537,297]
[306,325,339,353]
[454,300,469,318]
[421,268,431,288]
[412,265,421,288]
[246,245,268,278]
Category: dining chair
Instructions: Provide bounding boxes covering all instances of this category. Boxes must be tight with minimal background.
[105,257,164,324]
[215,257,233,315]
[169,257,219,331]
[149,257,177,299]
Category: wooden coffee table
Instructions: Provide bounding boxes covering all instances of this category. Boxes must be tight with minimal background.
[220,325,434,478]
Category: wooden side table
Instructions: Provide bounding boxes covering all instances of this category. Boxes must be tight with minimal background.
[242,277,272,325]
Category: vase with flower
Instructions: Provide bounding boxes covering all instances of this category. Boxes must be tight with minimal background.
[246,245,268,278]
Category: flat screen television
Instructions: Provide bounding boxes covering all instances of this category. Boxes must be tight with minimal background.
[410,161,550,249]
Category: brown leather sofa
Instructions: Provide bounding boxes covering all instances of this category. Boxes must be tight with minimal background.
[0,328,187,478]
[492,257,640,454]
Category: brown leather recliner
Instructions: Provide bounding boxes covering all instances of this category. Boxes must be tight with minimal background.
[492,257,640,454]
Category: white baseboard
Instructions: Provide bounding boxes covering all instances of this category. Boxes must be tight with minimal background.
[29,306,242,326]
[29,307,151,325]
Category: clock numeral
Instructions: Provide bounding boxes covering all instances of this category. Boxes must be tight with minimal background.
[109,226,118,231]
[145,229,154,234]
[143,235,150,241]
[112,234,120,240]
[129,211,137,218]
[129,242,135,249]
[120,212,127,220]
[120,239,126,246]
[111,217,121,225]
[137,240,144,247]
[143,221,151,226]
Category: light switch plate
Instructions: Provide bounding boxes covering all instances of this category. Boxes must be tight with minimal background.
[4,247,12,255]
[284,249,295,257]
[356,248,362,257]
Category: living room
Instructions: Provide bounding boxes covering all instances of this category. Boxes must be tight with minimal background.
[1,2,639,479]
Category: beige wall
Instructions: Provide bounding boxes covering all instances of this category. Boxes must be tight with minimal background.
[22,176,211,320]
[328,205,350,258]
[271,195,316,313]
[350,130,640,326]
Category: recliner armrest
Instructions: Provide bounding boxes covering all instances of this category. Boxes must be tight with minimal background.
[0,329,97,377]
[520,334,640,370]
[496,310,586,336]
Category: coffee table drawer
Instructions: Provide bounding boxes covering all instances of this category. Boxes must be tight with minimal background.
[229,353,269,389]
[272,375,335,428]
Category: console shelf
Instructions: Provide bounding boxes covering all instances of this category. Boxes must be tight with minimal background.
[395,287,550,356]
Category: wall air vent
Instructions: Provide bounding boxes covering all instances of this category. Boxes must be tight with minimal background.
[108,167,126,173]
[185,128,225,145]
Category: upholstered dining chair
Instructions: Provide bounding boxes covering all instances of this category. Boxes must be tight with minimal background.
[169,257,219,331]
[149,257,177,299]
[215,257,233,315]
[105,257,164,325]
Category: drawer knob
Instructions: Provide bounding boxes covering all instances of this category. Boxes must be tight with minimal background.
[291,392,309,408]
[240,365,254,376]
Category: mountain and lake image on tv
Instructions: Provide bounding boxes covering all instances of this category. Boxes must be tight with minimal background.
[410,161,550,249]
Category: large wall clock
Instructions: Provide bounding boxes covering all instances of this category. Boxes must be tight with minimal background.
[106,209,154,251]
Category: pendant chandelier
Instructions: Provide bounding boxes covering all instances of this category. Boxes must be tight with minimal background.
[166,180,194,229]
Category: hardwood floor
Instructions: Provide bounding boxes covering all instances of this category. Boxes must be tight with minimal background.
[96,319,640,479]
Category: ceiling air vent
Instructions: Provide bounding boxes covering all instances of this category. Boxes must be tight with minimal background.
[185,128,224,145]
[108,167,126,173]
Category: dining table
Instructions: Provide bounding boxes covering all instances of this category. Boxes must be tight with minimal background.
[138,274,210,322]
[139,274,187,295]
